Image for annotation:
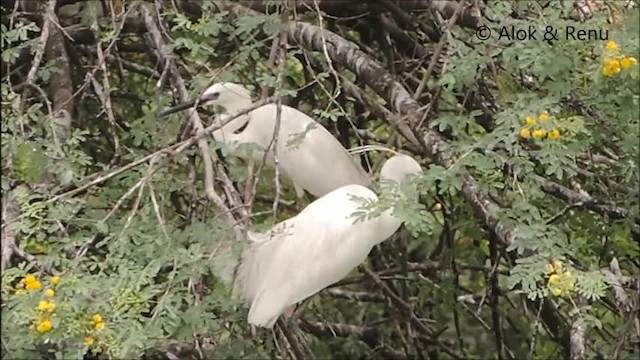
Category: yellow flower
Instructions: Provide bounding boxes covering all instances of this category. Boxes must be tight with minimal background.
[25,275,37,284]
[519,128,531,139]
[532,129,547,140]
[26,280,42,291]
[84,336,95,346]
[525,116,536,126]
[44,289,55,298]
[548,267,577,297]
[51,276,60,286]
[602,58,621,77]
[621,56,637,69]
[606,40,619,51]
[37,300,56,312]
[538,112,550,122]
[95,321,105,331]
[549,129,561,140]
[36,319,53,333]
[92,314,103,324]
[433,203,442,211]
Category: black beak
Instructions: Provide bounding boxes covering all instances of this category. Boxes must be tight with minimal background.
[157,99,198,118]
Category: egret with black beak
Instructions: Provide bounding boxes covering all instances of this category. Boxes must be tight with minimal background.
[158,82,373,198]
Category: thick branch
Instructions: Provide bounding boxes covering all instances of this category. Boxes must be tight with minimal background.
[44,0,73,140]
[1,189,21,272]
[569,297,588,360]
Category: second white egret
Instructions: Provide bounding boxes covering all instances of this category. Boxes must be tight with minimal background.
[219,153,422,328]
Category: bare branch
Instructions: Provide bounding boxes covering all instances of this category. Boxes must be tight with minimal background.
[141,4,238,232]
[1,189,22,272]
[569,296,588,360]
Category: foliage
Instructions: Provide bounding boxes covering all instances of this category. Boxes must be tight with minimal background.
[1,1,638,359]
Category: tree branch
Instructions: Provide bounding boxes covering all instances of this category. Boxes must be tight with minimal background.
[141,4,239,233]
[536,175,640,236]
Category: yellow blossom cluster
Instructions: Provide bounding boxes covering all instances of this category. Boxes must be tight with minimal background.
[16,273,60,295]
[545,260,576,297]
[36,319,53,333]
[38,299,56,312]
[14,273,107,347]
[36,298,56,333]
[602,40,637,77]
[17,274,63,334]
[92,313,106,331]
[23,274,42,291]
[80,313,105,348]
[519,112,561,140]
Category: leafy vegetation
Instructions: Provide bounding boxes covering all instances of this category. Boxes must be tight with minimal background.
[1,1,638,359]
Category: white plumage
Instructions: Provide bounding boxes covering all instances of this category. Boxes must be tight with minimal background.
[231,154,422,327]
[161,82,373,198]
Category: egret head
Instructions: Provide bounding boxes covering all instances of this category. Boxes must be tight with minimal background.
[157,82,252,118]
[199,83,252,112]
[380,154,422,185]
[379,153,423,206]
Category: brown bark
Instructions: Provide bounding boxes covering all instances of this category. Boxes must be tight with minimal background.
[45,0,74,141]
[1,189,21,272]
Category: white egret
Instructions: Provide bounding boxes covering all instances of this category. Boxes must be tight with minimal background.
[159,82,373,198]
[218,153,422,328]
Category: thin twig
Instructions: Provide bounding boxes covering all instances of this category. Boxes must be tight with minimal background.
[93,11,122,162]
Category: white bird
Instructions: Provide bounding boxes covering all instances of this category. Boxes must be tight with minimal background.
[221,153,422,328]
[159,82,373,198]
